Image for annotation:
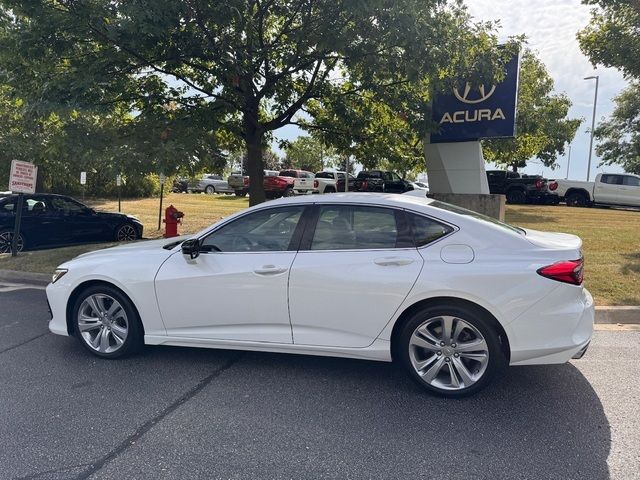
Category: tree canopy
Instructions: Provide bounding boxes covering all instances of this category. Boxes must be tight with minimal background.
[482,50,582,171]
[0,0,510,204]
[592,82,640,174]
[578,0,640,79]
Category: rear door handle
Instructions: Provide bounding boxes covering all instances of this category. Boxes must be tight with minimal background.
[374,257,415,267]
[254,265,288,275]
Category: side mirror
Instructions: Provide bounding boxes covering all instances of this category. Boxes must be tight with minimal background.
[181,238,201,259]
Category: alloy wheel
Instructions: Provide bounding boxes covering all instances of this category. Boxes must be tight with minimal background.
[116,224,137,241]
[77,294,129,354]
[0,231,23,253]
[408,315,489,391]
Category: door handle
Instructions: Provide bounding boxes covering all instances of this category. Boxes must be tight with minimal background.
[254,265,288,275]
[374,257,415,267]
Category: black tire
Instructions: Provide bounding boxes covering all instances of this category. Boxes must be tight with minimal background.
[395,304,506,398]
[205,185,215,194]
[324,187,336,193]
[234,191,247,197]
[72,284,144,359]
[565,191,589,207]
[0,229,25,253]
[506,188,527,204]
[283,187,295,197]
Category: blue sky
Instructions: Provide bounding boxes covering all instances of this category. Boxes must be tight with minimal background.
[273,0,628,180]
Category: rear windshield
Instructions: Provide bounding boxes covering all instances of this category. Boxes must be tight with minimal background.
[430,201,524,235]
[315,172,334,179]
[279,170,297,178]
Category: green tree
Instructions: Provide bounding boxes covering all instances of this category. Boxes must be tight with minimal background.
[0,0,507,205]
[482,50,582,171]
[282,135,336,172]
[592,82,640,174]
[577,0,640,79]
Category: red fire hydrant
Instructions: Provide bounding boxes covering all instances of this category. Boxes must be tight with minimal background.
[163,204,184,238]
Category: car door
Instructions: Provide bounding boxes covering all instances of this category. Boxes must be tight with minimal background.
[622,175,640,206]
[16,196,67,248]
[594,174,623,204]
[49,196,108,243]
[154,205,309,343]
[288,204,424,348]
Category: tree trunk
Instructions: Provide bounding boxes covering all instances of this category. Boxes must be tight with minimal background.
[244,120,266,206]
[511,164,518,173]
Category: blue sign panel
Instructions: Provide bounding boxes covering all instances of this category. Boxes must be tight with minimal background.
[430,53,520,143]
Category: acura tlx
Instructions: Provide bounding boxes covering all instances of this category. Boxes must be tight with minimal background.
[46,193,593,397]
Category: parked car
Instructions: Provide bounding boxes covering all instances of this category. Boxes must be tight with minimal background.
[486,170,558,204]
[414,181,429,190]
[227,170,279,197]
[410,182,429,191]
[336,170,414,193]
[264,169,314,198]
[46,193,593,397]
[552,173,640,208]
[293,171,353,194]
[0,193,143,253]
[188,174,234,194]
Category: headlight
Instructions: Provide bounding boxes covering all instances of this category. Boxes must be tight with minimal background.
[52,268,68,284]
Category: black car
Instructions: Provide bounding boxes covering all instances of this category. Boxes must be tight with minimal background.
[336,170,414,193]
[0,193,143,253]
[486,170,559,204]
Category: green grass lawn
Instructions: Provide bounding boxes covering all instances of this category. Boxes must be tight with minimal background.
[1,193,638,305]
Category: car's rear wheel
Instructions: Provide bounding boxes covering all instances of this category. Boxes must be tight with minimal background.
[0,229,25,253]
[396,304,505,397]
[205,185,216,194]
[506,188,526,204]
[115,223,138,242]
[566,191,589,207]
[72,285,143,358]
[324,187,335,193]
[283,187,295,197]
[235,191,247,197]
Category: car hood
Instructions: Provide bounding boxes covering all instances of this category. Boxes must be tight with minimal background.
[94,211,141,223]
[75,235,191,259]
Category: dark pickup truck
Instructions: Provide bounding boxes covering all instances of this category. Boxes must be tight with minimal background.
[335,170,414,193]
[486,170,558,204]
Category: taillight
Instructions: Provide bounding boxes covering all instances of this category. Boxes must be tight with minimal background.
[243,177,249,186]
[549,181,558,191]
[361,180,368,190]
[314,180,319,188]
[537,259,584,285]
[535,179,544,189]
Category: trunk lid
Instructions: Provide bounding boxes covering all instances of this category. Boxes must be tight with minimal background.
[523,228,582,254]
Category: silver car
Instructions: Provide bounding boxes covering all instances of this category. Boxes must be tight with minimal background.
[188,174,234,194]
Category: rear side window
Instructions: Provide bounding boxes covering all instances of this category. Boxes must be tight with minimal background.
[623,176,640,187]
[310,205,408,250]
[407,213,453,247]
[601,174,623,185]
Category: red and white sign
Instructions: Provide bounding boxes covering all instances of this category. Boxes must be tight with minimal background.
[9,160,38,194]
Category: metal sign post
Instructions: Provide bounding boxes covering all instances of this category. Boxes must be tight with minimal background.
[8,160,38,257]
[158,173,166,230]
[80,171,87,201]
[116,174,122,212]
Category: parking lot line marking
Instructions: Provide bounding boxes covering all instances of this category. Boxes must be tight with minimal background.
[0,282,46,292]
[594,323,640,331]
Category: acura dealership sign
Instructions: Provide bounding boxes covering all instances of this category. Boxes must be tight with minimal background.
[431,53,520,143]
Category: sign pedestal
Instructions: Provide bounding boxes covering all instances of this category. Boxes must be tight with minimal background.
[424,140,489,194]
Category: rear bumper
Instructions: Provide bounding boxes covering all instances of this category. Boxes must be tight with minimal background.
[507,288,594,366]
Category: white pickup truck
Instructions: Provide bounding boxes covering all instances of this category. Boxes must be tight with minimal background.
[553,172,640,207]
[293,171,353,194]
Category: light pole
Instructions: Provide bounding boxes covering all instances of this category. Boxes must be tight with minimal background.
[565,145,572,179]
[584,75,599,181]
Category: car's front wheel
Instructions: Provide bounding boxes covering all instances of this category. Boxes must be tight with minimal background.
[396,304,505,397]
[72,285,143,358]
[115,223,139,242]
[205,185,216,194]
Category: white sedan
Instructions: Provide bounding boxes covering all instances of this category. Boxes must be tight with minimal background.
[46,193,594,397]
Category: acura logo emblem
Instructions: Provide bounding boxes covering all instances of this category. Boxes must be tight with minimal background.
[453,83,496,104]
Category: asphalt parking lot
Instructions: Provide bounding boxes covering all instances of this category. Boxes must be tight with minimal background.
[1,284,638,480]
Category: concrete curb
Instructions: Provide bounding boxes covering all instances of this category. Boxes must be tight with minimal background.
[0,268,638,324]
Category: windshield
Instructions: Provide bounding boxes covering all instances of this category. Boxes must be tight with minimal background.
[430,200,524,235]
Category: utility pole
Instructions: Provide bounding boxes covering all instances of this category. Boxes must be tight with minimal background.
[565,145,572,179]
[584,75,599,181]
